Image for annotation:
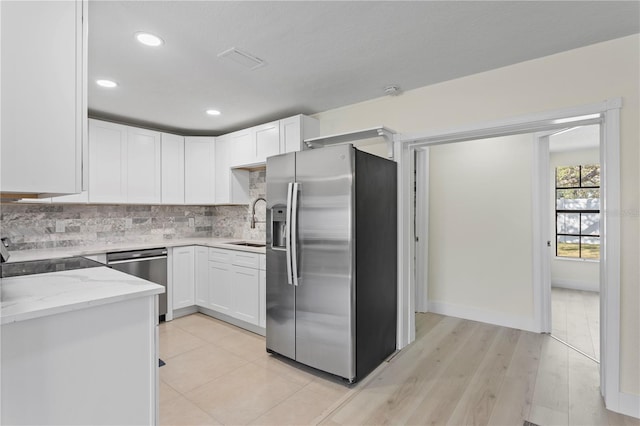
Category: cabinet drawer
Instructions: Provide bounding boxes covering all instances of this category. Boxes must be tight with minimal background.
[209,248,231,263]
[231,251,260,269]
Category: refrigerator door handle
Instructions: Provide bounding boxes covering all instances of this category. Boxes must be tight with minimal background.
[291,182,300,286]
[285,182,294,285]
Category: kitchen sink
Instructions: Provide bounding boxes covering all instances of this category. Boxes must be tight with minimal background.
[227,241,266,248]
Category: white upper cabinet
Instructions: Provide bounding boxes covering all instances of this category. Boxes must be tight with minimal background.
[184,137,216,204]
[89,120,128,203]
[161,133,185,204]
[214,134,231,204]
[254,121,280,163]
[127,127,161,204]
[1,0,86,195]
[280,115,320,153]
[229,129,252,167]
[89,120,161,204]
[215,134,250,205]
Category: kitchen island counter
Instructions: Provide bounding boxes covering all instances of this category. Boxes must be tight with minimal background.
[1,266,163,425]
[1,266,164,324]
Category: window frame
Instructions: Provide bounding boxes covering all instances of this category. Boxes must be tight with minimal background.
[555,164,601,259]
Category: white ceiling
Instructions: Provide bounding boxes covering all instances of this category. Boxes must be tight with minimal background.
[88,1,640,136]
[549,124,600,153]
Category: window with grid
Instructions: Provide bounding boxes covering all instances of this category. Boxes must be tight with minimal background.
[555,164,600,260]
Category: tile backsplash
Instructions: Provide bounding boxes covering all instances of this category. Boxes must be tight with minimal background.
[0,170,267,251]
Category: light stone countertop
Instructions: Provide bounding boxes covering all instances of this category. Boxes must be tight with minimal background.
[1,266,164,325]
[5,237,266,263]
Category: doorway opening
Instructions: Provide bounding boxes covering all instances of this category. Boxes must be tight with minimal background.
[399,99,621,412]
[547,124,601,365]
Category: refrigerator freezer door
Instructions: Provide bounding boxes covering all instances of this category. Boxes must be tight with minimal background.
[266,152,296,360]
[294,145,355,380]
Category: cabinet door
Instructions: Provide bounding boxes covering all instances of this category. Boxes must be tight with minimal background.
[280,115,320,153]
[88,120,127,203]
[194,246,209,307]
[229,129,252,167]
[1,0,84,194]
[259,268,266,328]
[254,121,280,163]
[161,133,185,204]
[280,116,302,154]
[214,134,231,204]
[185,137,215,204]
[208,261,232,314]
[172,246,195,310]
[231,266,260,325]
[127,127,161,204]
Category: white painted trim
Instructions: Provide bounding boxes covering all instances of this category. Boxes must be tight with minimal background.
[165,247,174,321]
[618,392,640,419]
[415,148,429,312]
[428,301,538,333]
[552,279,600,293]
[394,136,415,349]
[400,99,620,145]
[600,104,622,411]
[532,133,551,333]
[396,98,623,415]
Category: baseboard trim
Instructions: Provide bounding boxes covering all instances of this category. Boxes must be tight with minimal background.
[552,279,600,292]
[171,305,198,319]
[198,306,266,337]
[427,301,538,333]
[617,391,640,419]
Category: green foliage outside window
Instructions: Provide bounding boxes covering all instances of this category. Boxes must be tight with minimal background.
[555,164,600,260]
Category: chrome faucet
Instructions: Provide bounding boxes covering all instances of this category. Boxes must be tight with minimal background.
[250,197,267,229]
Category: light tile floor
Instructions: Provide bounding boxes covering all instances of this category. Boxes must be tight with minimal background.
[158,314,350,425]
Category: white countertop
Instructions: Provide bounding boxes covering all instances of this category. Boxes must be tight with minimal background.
[1,266,165,325]
[5,237,266,263]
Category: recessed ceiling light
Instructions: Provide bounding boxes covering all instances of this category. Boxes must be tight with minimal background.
[135,32,164,47]
[206,109,221,116]
[96,79,117,88]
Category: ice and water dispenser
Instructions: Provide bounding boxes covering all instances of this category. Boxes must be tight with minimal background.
[271,205,287,249]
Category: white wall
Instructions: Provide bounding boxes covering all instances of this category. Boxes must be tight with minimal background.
[428,134,535,330]
[550,147,600,292]
[313,34,639,396]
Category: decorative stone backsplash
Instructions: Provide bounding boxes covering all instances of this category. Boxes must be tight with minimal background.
[0,170,267,251]
[212,169,267,241]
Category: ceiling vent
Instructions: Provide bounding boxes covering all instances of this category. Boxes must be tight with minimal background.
[217,47,265,70]
[384,85,402,96]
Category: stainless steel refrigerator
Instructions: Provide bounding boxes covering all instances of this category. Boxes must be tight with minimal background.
[266,144,397,383]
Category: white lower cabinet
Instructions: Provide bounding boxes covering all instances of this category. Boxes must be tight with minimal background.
[170,246,265,331]
[231,266,259,324]
[205,248,264,327]
[172,246,195,310]
[259,255,266,328]
[194,246,209,306]
[208,260,232,314]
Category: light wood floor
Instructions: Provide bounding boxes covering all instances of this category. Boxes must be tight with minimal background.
[159,313,638,426]
[551,287,600,361]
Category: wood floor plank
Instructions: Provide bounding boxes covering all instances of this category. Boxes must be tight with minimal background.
[567,349,608,426]
[531,336,569,414]
[446,327,520,426]
[328,315,471,425]
[404,322,500,425]
[415,312,445,340]
[488,331,543,425]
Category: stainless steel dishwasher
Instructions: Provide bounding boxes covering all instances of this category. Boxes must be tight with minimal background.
[107,248,168,319]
